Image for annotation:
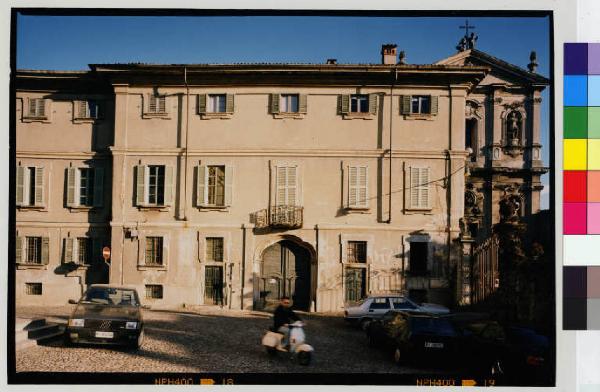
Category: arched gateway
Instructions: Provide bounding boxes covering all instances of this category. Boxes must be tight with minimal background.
[255,239,313,311]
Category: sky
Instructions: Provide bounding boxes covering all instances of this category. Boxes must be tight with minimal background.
[15,13,552,208]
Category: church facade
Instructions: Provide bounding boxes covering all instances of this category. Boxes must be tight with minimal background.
[14,41,548,312]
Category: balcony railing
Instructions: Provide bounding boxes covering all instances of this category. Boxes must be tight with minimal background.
[270,205,303,229]
[251,205,303,229]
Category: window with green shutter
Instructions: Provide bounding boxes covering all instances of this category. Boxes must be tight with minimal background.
[206,237,224,262]
[137,165,173,207]
[66,167,104,208]
[75,100,103,120]
[197,164,233,207]
[145,237,164,265]
[401,95,438,116]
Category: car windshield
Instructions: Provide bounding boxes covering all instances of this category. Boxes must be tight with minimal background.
[411,317,457,336]
[82,287,139,306]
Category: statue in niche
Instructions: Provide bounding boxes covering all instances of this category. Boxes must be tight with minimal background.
[506,111,522,146]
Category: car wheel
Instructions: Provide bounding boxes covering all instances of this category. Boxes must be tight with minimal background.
[298,351,311,366]
[359,319,371,331]
[393,347,403,365]
[63,332,72,347]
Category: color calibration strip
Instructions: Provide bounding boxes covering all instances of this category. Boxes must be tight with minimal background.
[564,43,600,267]
[564,266,600,330]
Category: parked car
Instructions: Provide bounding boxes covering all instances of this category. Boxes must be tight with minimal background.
[452,317,552,382]
[366,310,463,367]
[344,295,450,330]
[64,284,146,349]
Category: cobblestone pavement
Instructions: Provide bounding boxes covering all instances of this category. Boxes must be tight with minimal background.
[15,306,449,374]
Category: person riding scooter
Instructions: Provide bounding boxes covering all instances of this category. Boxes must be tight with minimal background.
[273,296,301,348]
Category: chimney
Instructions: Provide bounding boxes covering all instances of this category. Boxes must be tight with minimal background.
[381,44,398,65]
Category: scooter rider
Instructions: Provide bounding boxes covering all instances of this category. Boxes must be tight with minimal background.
[273,296,301,348]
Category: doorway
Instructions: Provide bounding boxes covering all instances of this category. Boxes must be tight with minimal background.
[257,240,311,311]
[204,265,224,305]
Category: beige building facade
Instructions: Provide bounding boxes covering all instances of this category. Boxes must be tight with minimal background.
[14,44,548,312]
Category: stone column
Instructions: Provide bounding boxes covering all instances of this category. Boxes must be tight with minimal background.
[530,90,543,168]
[491,88,504,167]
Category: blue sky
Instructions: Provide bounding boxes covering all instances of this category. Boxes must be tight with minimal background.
[16,14,552,208]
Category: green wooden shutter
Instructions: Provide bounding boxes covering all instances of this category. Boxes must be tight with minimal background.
[298,94,308,113]
[270,94,280,114]
[93,168,104,207]
[77,100,88,118]
[15,236,22,263]
[401,95,411,115]
[65,237,75,263]
[369,94,378,115]
[164,166,174,206]
[340,95,350,114]
[34,167,44,206]
[136,165,147,206]
[41,237,50,265]
[197,165,206,206]
[430,96,439,115]
[198,94,207,114]
[226,94,234,113]
[66,167,77,207]
[16,166,25,206]
[224,165,233,207]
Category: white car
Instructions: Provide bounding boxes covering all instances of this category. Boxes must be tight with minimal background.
[344,295,450,330]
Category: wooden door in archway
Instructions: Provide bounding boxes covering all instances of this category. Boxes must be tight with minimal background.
[259,240,311,311]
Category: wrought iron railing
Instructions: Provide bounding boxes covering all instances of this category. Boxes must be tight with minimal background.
[269,205,303,228]
[471,234,500,304]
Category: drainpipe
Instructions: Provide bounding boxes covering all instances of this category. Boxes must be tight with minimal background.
[446,83,453,295]
[241,224,246,310]
[388,68,397,223]
[183,67,190,221]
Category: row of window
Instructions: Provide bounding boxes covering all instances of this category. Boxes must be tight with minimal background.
[15,236,100,265]
[16,166,104,208]
[21,94,438,121]
[17,164,432,210]
[23,282,163,299]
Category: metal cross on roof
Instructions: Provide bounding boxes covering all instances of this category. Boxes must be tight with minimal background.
[460,20,476,36]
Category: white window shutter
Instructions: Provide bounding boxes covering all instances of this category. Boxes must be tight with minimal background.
[41,237,50,265]
[16,166,25,206]
[287,167,297,206]
[348,166,358,207]
[410,167,420,208]
[358,166,368,207]
[276,166,286,205]
[198,94,207,114]
[226,94,234,113]
[39,99,47,117]
[28,98,36,116]
[34,167,44,206]
[64,238,75,263]
[164,165,174,206]
[224,165,234,207]
[93,168,104,207]
[197,165,207,206]
[15,236,23,263]
[419,168,430,208]
[136,165,147,206]
[66,167,77,207]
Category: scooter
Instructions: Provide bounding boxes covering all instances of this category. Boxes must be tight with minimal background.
[262,320,314,365]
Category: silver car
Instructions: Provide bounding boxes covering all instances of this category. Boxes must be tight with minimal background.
[343,295,450,330]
